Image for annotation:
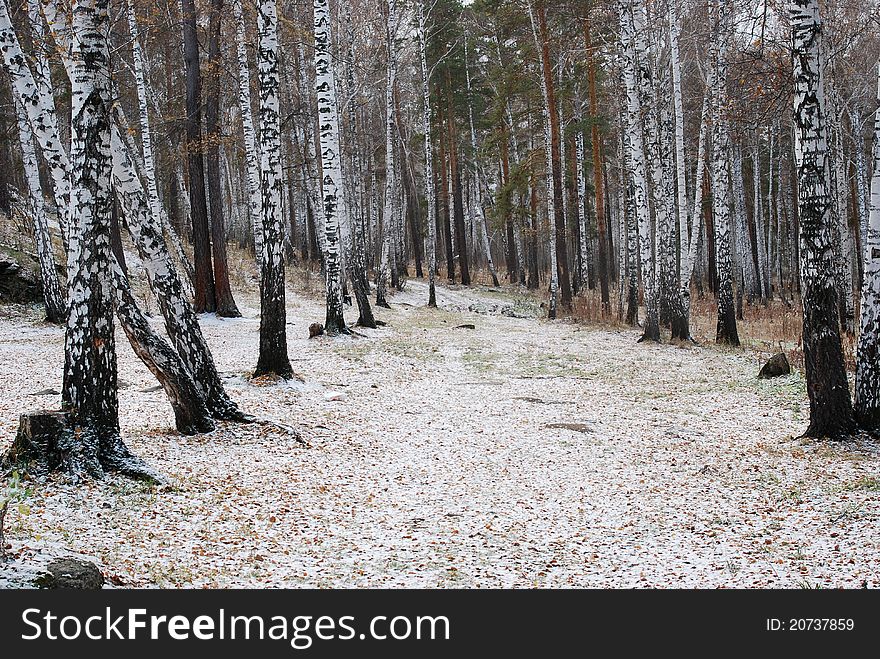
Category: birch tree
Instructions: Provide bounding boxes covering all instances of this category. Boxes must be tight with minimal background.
[709,1,739,346]
[13,97,65,323]
[669,0,694,341]
[60,0,155,480]
[527,0,559,319]
[619,0,659,341]
[418,0,438,307]
[126,0,194,291]
[233,0,264,266]
[313,0,349,334]
[254,0,293,378]
[790,0,856,438]
[376,0,398,308]
[855,63,880,433]
[464,31,499,288]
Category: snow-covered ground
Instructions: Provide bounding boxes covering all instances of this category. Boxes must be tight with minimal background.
[1,280,878,588]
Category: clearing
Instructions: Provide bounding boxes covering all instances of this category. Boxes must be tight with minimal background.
[1,280,878,587]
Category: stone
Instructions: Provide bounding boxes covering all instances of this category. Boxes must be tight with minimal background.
[758,352,791,379]
[34,558,104,590]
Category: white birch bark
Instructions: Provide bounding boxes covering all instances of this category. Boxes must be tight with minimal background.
[855,62,880,431]
[61,0,156,479]
[527,0,558,319]
[313,0,347,334]
[418,1,437,307]
[254,0,292,378]
[618,0,658,339]
[790,0,855,437]
[13,96,65,323]
[575,128,590,292]
[376,0,397,308]
[233,0,262,266]
[709,0,739,345]
[0,0,70,244]
[464,32,499,287]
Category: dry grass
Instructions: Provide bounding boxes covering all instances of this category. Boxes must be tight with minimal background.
[569,284,859,373]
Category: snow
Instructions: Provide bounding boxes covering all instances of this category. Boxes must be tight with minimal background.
[1,281,879,588]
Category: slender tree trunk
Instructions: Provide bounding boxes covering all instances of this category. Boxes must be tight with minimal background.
[447,72,470,286]
[438,111,455,284]
[313,0,348,334]
[710,2,739,346]
[233,0,263,267]
[531,1,570,314]
[584,15,609,313]
[341,17,376,326]
[791,0,856,439]
[203,0,240,317]
[855,64,880,433]
[13,97,65,323]
[181,0,216,313]
[254,0,292,378]
[619,0,659,341]
[418,3,437,306]
[528,1,559,318]
[668,0,692,340]
[464,33,498,287]
[376,0,398,307]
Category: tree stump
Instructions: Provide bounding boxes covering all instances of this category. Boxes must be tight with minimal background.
[4,411,69,473]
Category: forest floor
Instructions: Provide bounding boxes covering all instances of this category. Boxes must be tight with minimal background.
[1,274,879,588]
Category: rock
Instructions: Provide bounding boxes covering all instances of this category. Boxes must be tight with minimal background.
[309,322,324,338]
[0,253,42,304]
[455,323,476,330]
[34,558,104,590]
[324,391,347,402]
[758,352,790,379]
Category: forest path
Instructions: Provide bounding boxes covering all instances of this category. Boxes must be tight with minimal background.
[1,281,878,587]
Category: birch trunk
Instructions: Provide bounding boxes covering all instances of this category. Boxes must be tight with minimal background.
[618,0,659,340]
[13,97,65,323]
[376,0,397,308]
[0,0,70,245]
[855,64,880,432]
[313,0,348,334]
[790,0,855,438]
[126,0,194,291]
[669,0,692,340]
[233,0,263,267]
[710,1,739,346]
[418,2,437,307]
[464,33,499,288]
[61,0,155,480]
[527,1,558,319]
[254,0,292,378]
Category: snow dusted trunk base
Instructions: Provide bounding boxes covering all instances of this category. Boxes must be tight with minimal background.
[6,411,160,483]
